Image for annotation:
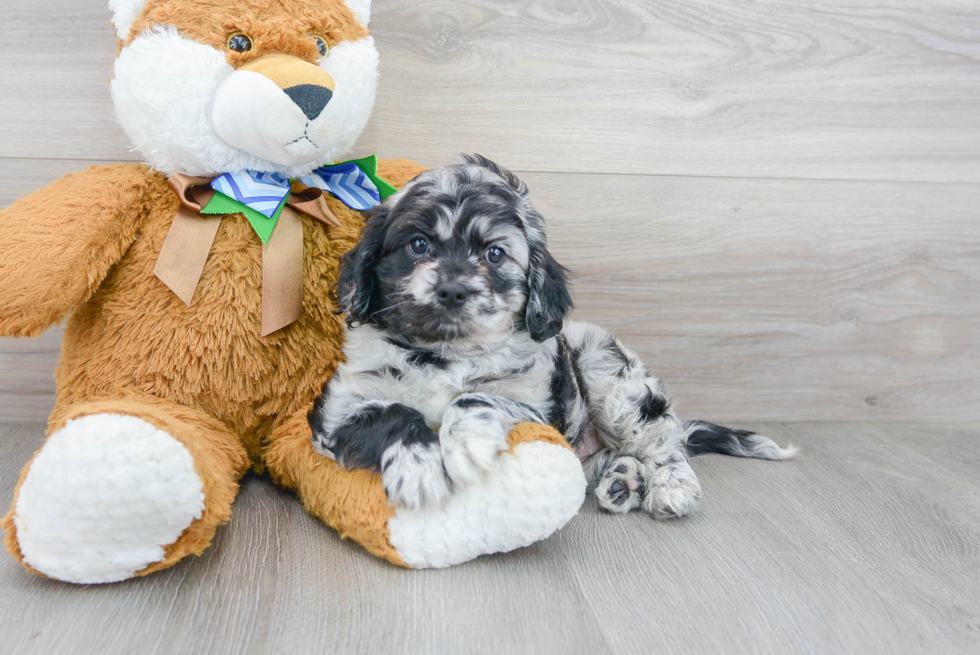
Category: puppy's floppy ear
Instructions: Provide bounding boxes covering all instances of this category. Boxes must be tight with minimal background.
[336,206,390,325]
[525,219,573,342]
[459,153,529,198]
[461,154,570,339]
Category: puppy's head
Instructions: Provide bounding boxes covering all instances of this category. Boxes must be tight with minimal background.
[338,155,572,349]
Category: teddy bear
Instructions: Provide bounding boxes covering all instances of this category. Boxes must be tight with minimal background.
[0,0,586,583]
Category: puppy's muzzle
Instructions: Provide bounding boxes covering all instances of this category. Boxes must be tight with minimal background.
[239,54,336,120]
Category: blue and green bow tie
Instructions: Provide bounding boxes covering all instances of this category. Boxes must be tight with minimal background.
[203,155,397,244]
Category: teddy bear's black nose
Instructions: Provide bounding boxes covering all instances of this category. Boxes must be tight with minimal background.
[283,84,333,120]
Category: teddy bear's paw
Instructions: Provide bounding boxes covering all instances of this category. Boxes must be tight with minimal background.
[381,441,451,510]
[387,437,587,569]
[12,414,205,583]
[439,409,511,488]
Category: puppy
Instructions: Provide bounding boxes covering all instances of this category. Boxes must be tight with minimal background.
[309,155,796,515]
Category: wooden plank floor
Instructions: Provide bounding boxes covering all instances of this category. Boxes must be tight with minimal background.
[2,421,978,655]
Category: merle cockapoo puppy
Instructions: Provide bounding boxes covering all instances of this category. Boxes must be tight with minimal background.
[309,155,796,515]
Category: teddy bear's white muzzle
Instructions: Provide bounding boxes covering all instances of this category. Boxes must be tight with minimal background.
[212,55,339,169]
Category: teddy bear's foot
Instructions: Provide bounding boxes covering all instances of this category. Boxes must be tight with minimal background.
[388,425,586,568]
[5,398,249,584]
[10,414,206,583]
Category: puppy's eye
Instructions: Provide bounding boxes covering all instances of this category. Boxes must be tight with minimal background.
[409,237,429,256]
[312,35,329,58]
[227,33,253,53]
[485,246,505,265]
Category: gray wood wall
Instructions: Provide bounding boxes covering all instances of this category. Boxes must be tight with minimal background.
[1,0,978,422]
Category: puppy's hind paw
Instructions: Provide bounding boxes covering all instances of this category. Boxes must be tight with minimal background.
[381,442,450,511]
[595,456,645,514]
[439,412,510,487]
[641,459,702,519]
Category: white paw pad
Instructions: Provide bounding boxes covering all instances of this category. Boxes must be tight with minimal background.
[13,414,205,584]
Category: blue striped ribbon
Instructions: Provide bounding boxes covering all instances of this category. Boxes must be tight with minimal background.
[211,171,292,219]
[299,162,382,211]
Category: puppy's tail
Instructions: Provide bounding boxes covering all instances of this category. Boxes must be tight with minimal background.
[684,420,798,460]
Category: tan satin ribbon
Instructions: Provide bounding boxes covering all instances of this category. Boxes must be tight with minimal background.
[154,174,340,337]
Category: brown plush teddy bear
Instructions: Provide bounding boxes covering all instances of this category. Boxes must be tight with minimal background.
[0,0,585,583]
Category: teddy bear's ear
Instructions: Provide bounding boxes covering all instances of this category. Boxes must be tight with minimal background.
[108,0,148,40]
[344,0,372,26]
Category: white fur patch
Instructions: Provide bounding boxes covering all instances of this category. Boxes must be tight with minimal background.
[13,414,205,584]
[344,0,372,26]
[112,29,378,177]
[315,37,379,169]
[108,0,147,40]
[739,434,799,460]
[212,70,317,168]
[404,262,439,306]
[388,442,586,569]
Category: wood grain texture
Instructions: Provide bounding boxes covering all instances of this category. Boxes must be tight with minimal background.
[363,0,980,182]
[0,2,124,162]
[1,421,978,654]
[2,1,980,182]
[0,328,60,424]
[532,172,980,422]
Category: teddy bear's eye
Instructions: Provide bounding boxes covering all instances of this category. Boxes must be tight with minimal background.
[227,33,253,53]
[312,36,329,58]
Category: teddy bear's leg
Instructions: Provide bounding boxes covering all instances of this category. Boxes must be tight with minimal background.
[265,407,586,569]
[3,398,248,583]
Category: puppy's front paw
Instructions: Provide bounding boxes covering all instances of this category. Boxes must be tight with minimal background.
[380,442,450,511]
[439,411,510,487]
[595,456,645,514]
[641,458,702,519]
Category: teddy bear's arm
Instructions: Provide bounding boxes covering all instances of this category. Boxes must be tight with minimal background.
[0,164,153,337]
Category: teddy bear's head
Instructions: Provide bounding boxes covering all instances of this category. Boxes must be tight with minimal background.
[109,0,377,178]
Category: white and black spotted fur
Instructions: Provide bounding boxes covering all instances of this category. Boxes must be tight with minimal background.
[309,155,796,515]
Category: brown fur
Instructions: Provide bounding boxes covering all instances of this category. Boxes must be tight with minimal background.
[127,0,368,65]
[1,158,427,572]
[506,422,573,454]
[265,404,407,566]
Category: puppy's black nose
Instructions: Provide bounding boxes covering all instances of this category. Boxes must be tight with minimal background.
[283,84,333,120]
[436,282,470,309]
